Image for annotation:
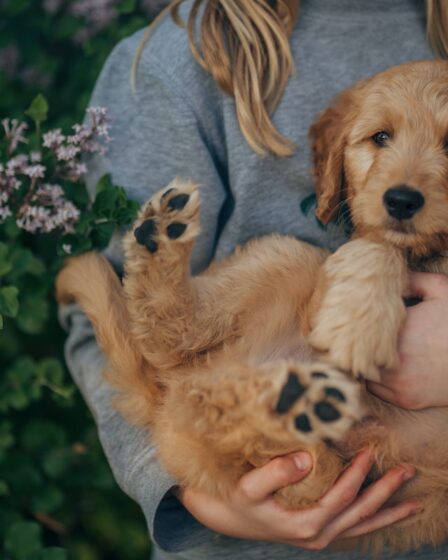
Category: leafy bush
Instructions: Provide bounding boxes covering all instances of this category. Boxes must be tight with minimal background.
[0,1,169,558]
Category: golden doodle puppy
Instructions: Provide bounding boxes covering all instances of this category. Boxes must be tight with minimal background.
[57,60,448,553]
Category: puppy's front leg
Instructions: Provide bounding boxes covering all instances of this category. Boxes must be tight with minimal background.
[308,239,408,381]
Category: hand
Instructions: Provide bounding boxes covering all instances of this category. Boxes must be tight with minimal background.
[177,449,420,550]
[368,272,448,410]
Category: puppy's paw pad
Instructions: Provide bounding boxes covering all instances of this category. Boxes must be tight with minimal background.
[134,219,158,253]
[314,400,341,422]
[294,413,312,433]
[167,193,190,211]
[167,222,187,239]
[275,372,307,413]
[132,181,200,253]
[270,363,363,443]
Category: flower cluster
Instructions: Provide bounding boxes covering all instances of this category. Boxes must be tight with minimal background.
[39,0,171,43]
[70,0,118,43]
[0,107,110,236]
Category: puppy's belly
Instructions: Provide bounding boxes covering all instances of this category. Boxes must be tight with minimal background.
[383,406,448,469]
[244,329,313,367]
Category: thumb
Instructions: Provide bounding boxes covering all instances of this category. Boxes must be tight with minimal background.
[408,272,448,301]
[238,452,313,502]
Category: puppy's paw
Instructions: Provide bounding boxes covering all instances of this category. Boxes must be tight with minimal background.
[262,362,363,444]
[309,319,399,382]
[308,239,406,381]
[131,179,200,254]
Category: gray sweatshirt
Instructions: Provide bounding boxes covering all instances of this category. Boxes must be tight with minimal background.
[60,0,448,558]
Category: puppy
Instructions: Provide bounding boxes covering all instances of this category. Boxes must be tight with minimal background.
[57,60,448,553]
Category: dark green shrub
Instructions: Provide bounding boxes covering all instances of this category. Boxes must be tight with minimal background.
[0,1,169,557]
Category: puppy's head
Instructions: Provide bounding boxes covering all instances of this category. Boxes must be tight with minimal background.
[310,61,448,257]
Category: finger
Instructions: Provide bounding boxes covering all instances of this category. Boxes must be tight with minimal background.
[238,452,313,502]
[323,465,415,539]
[338,500,422,539]
[408,272,448,301]
[366,381,398,404]
[313,449,374,525]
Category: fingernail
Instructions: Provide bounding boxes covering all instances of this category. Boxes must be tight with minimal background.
[403,469,416,481]
[400,465,416,481]
[293,453,312,471]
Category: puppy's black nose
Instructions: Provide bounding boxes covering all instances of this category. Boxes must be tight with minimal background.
[383,186,425,220]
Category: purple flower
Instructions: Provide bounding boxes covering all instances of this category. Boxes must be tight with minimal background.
[17,187,80,234]
[2,119,28,154]
[23,164,46,179]
[0,44,20,79]
[43,0,63,14]
[141,0,171,17]
[56,145,81,161]
[70,0,117,42]
[1,106,111,235]
[43,129,65,149]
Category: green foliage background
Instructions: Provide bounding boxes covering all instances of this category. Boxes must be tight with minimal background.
[0,1,165,558]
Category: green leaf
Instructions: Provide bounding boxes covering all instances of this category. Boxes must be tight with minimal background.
[0,242,12,277]
[0,421,14,451]
[0,480,10,496]
[39,548,67,560]
[3,0,28,15]
[2,216,20,239]
[16,296,48,334]
[9,248,46,278]
[0,285,19,318]
[25,94,49,128]
[21,420,66,451]
[42,448,72,479]
[118,0,137,14]
[91,221,115,249]
[95,174,114,195]
[93,187,121,219]
[4,521,43,560]
[36,358,64,385]
[31,484,64,514]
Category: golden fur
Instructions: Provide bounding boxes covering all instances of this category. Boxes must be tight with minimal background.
[57,61,448,553]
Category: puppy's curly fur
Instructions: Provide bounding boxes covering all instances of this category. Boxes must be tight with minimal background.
[57,61,448,554]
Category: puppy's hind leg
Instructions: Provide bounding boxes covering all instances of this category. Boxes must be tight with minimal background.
[56,253,161,412]
[122,179,203,369]
[162,359,363,504]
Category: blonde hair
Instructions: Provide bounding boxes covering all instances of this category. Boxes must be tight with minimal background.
[133,0,448,158]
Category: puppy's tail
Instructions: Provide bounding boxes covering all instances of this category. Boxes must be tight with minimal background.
[56,252,161,423]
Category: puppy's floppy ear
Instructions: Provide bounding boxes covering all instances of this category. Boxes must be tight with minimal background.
[309,89,357,224]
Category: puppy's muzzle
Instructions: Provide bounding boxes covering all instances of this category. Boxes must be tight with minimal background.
[383,185,425,221]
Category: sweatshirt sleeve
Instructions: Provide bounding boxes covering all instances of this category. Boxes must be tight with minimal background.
[60,27,228,552]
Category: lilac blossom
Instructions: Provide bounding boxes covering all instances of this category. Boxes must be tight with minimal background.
[2,119,28,154]
[141,0,171,17]
[70,0,118,43]
[17,184,80,234]
[0,44,20,79]
[20,67,51,89]
[43,129,65,150]
[0,106,110,235]
[23,164,46,179]
[42,0,63,15]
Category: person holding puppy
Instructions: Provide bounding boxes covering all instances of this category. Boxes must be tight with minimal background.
[61,0,448,558]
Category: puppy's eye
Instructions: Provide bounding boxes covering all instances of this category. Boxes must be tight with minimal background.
[372,131,391,147]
